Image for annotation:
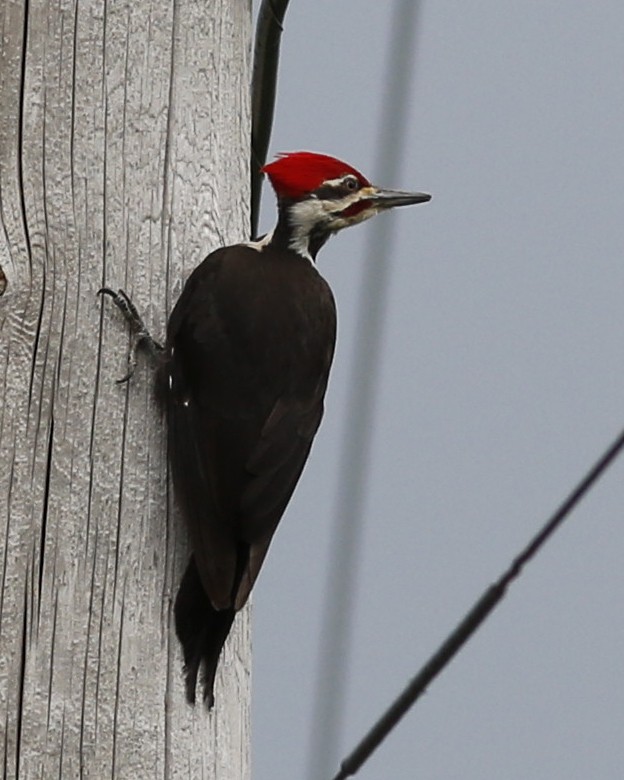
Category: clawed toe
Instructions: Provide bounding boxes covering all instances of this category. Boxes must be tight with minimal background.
[98,287,144,329]
[98,287,164,382]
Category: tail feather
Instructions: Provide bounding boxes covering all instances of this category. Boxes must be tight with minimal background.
[174,557,236,708]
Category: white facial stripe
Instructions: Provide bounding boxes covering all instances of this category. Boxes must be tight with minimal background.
[287,194,365,258]
[287,187,379,259]
[288,199,322,260]
[321,176,350,188]
[320,185,375,215]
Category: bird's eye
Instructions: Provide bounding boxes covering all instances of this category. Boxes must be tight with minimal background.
[343,176,359,191]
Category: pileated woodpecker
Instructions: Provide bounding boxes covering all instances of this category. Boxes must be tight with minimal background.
[101,151,430,707]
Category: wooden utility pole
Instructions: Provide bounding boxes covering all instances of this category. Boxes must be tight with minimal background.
[0,0,251,776]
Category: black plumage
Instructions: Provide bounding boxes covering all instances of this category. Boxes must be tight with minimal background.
[157,243,336,706]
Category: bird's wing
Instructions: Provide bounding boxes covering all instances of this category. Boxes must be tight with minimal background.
[162,246,335,611]
[233,393,327,609]
[164,347,240,610]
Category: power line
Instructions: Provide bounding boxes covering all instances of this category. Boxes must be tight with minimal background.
[307,3,424,779]
[250,0,291,238]
[331,423,624,778]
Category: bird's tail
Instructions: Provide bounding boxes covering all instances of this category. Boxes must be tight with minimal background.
[174,556,236,708]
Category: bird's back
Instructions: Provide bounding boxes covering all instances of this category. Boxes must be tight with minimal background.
[159,243,337,611]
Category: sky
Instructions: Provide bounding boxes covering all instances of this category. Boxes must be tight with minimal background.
[252,2,624,778]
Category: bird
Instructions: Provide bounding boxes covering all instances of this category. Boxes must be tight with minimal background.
[101,151,430,707]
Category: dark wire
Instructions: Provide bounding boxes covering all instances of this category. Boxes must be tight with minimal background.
[307,3,423,779]
[331,423,624,779]
[250,0,291,238]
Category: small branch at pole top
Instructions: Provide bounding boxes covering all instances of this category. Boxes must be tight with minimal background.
[332,423,624,780]
[250,0,291,238]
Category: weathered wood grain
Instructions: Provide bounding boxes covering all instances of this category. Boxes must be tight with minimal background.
[0,0,252,776]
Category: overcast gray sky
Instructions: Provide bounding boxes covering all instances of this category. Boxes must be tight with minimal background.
[252,2,624,778]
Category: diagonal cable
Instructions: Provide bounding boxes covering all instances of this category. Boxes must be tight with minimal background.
[331,422,624,778]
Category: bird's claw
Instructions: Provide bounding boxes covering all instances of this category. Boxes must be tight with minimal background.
[98,287,163,383]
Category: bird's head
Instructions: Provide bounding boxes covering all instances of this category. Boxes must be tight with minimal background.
[262,151,431,259]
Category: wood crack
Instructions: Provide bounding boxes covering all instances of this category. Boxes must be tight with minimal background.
[17,0,32,270]
[37,414,54,624]
[15,570,29,780]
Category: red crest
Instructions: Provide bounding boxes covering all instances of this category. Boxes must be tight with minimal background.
[262,152,370,199]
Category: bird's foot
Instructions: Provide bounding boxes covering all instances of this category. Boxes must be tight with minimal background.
[98,287,164,384]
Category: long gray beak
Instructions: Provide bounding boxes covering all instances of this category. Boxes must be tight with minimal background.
[370,187,431,209]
